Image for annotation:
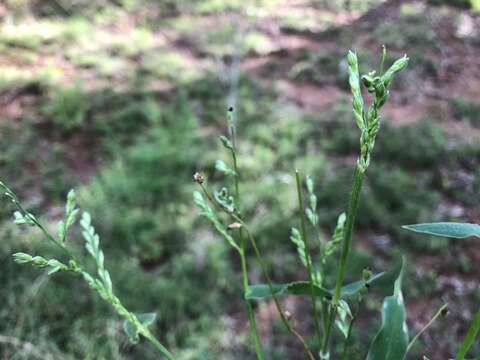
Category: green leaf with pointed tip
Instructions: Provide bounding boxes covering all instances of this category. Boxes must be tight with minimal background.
[403,222,480,239]
[367,260,408,360]
[246,262,403,301]
[341,260,403,298]
[137,312,157,327]
[123,320,140,344]
[245,282,331,300]
[455,309,480,360]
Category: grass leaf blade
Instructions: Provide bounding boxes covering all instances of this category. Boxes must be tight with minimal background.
[403,222,480,239]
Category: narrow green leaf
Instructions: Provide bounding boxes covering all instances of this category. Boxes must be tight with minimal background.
[455,309,480,360]
[367,260,408,360]
[219,135,233,150]
[340,260,403,298]
[403,222,480,239]
[245,282,331,300]
[246,264,401,301]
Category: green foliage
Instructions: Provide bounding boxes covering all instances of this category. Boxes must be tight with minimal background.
[428,0,474,9]
[375,121,447,168]
[455,309,480,360]
[1,181,176,359]
[374,14,437,50]
[42,82,88,131]
[451,98,480,128]
[366,262,408,360]
[290,50,345,85]
[246,267,400,301]
[403,222,480,238]
[1,28,478,360]
[80,96,200,259]
[0,121,73,202]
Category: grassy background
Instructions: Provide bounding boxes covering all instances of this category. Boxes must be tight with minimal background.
[0,0,479,359]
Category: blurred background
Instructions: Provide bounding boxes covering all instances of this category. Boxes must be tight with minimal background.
[0,0,479,359]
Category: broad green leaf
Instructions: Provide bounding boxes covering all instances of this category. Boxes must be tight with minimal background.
[367,260,408,360]
[403,222,480,239]
[455,309,480,360]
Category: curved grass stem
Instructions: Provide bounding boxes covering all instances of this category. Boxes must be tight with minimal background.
[406,303,448,354]
[295,170,323,349]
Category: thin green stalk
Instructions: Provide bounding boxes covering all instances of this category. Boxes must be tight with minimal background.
[321,306,335,358]
[227,110,265,360]
[310,208,329,346]
[295,170,323,348]
[240,247,265,359]
[322,164,365,355]
[333,164,365,304]
[243,223,315,360]
[455,308,480,360]
[406,303,448,353]
[141,328,177,360]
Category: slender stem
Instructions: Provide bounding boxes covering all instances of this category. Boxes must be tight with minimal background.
[228,119,265,360]
[240,248,265,360]
[407,303,448,353]
[140,327,176,360]
[321,305,335,357]
[198,184,315,360]
[322,163,365,356]
[455,308,480,360]
[333,164,365,304]
[295,170,323,348]
[234,218,315,360]
[310,204,329,346]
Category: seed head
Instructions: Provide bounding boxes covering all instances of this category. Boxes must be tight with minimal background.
[228,222,242,230]
[193,172,205,184]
